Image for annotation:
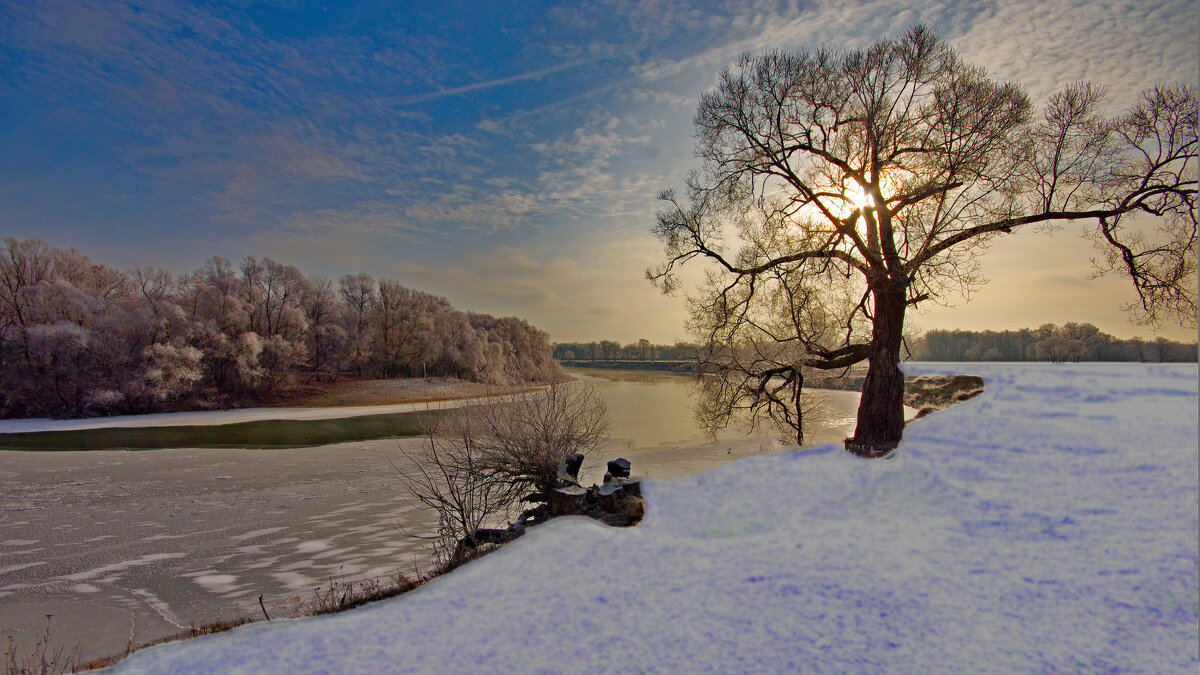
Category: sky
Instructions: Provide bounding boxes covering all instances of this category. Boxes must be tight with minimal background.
[0,0,1196,344]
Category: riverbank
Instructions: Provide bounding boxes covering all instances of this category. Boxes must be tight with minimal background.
[558,360,695,373]
[0,378,536,436]
[105,363,1200,674]
[0,376,540,432]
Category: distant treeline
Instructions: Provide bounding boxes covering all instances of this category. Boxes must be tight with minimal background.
[556,324,1197,368]
[909,324,1197,363]
[0,237,559,419]
[552,340,699,363]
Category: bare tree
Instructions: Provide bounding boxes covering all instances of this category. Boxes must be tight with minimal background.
[650,26,1196,456]
[300,276,348,382]
[471,379,609,505]
[397,407,514,568]
[395,377,608,566]
[0,236,54,330]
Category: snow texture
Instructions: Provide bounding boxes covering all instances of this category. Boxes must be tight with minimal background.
[108,363,1198,674]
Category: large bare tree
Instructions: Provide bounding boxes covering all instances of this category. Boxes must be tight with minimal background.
[650,26,1196,457]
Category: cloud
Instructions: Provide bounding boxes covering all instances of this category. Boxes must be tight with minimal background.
[948,0,1198,108]
[620,0,1195,110]
[532,113,650,164]
[210,132,369,225]
[223,202,438,276]
[30,0,138,54]
[401,186,544,234]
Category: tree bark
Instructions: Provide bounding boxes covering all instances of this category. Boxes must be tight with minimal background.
[792,369,804,446]
[847,285,906,458]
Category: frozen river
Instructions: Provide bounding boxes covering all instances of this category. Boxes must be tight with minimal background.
[0,369,865,662]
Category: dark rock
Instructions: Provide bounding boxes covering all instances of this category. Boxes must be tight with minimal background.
[453,527,517,562]
[563,453,585,479]
[607,458,631,478]
[518,505,547,525]
[597,482,622,498]
[597,483,623,511]
[469,528,513,546]
[596,483,645,525]
[597,478,641,504]
[615,477,641,498]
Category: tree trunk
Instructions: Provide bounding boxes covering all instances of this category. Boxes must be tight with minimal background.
[792,370,805,446]
[847,286,906,458]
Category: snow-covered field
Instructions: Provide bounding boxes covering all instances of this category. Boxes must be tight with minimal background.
[109,362,1199,673]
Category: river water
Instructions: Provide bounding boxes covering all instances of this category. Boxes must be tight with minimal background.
[0,369,862,662]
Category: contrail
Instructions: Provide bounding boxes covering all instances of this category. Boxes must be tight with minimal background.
[392,59,590,106]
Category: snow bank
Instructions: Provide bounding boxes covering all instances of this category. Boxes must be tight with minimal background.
[109,363,1198,673]
[0,395,513,434]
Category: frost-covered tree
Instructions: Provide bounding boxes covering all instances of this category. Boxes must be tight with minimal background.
[0,238,562,418]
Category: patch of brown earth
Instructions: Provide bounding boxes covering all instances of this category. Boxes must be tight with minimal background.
[903,375,985,421]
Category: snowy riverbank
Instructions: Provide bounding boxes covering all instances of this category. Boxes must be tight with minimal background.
[107,362,1199,673]
[0,383,536,435]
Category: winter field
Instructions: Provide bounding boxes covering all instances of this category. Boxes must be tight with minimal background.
[105,362,1198,673]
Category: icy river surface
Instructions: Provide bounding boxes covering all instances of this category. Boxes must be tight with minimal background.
[0,368,863,661]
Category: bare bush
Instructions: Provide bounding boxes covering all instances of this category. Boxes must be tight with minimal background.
[472,380,609,504]
[396,406,515,569]
[396,379,608,567]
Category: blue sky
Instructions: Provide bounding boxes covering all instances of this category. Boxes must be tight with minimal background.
[1,0,1196,343]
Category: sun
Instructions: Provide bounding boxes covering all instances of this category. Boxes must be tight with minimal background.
[825,181,875,220]
[846,182,874,211]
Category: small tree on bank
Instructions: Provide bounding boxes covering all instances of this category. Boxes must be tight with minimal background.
[471,380,609,505]
[397,378,608,566]
[650,26,1196,457]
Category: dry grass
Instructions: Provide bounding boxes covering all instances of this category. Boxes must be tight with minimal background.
[4,617,82,675]
[76,618,255,672]
[300,572,421,617]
